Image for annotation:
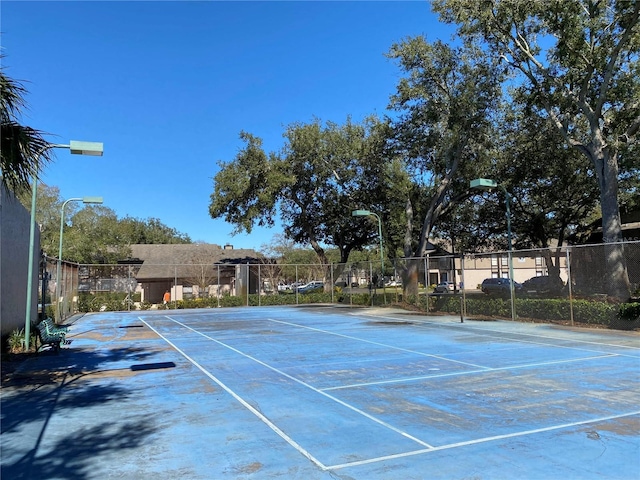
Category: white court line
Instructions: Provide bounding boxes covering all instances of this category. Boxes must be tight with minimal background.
[267,318,491,370]
[326,410,640,470]
[321,353,616,391]
[355,311,640,355]
[137,316,329,471]
[161,315,436,449]
[144,312,639,473]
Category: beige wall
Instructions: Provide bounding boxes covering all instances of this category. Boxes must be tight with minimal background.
[456,253,568,291]
[1,186,40,336]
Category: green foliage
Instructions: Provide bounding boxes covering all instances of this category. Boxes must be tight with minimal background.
[465,297,512,318]
[73,288,638,332]
[572,300,618,325]
[348,293,371,306]
[618,303,640,321]
[219,296,245,308]
[78,292,136,312]
[1,62,54,194]
[7,329,25,353]
[210,118,392,266]
[386,36,502,262]
[17,186,192,264]
[513,299,568,322]
[431,0,638,299]
[415,295,624,328]
[3,328,38,354]
[615,303,640,330]
[251,294,298,307]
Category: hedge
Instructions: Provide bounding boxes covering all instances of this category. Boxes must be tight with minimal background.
[428,295,634,328]
[77,291,639,330]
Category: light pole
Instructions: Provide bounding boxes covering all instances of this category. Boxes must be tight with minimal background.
[470,178,516,322]
[24,140,103,350]
[56,196,103,321]
[352,209,384,290]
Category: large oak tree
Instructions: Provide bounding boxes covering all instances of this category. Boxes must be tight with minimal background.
[209,117,392,283]
[386,38,503,293]
[432,0,640,298]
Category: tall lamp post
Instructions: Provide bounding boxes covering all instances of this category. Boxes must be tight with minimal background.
[470,178,516,322]
[56,196,104,321]
[24,140,103,350]
[352,209,385,297]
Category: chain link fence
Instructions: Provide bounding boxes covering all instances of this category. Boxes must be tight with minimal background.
[43,240,640,329]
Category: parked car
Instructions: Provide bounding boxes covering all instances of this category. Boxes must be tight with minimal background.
[433,281,456,294]
[522,276,565,296]
[385,279,402,287]
[481,278,522,296]
[277,282,291,292]
[296,281,324,294]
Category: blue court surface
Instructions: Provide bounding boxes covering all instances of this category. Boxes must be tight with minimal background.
[2,305,639,479]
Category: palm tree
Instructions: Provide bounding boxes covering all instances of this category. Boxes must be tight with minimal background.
[1,60,52,194]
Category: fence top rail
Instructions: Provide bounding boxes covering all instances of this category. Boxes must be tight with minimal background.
[58,239,640,269]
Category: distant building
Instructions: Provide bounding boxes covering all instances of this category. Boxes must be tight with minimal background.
[579,210,640,244]
[125,244,262,303]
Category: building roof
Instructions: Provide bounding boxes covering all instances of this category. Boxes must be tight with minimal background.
[128,244,262,281]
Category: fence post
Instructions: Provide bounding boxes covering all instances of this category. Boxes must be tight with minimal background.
[330,263,334,303]
[349,263,353,306]
[425,255,430,314]
[566,248,574,326]
[217,265,220,307]
[461,254,466,322]
[369,261,374,306]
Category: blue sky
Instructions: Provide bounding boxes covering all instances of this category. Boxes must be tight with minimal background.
[2,1,454,250]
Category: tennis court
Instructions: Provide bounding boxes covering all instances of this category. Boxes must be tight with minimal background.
[2,305,639,479]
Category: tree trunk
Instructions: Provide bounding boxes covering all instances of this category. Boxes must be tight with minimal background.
[404,259,420,296]
[540,248,561,280]
[593,147,630,300]
[401,198,419,295]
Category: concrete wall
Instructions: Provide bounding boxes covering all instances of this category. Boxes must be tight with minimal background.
[1,186,40,336]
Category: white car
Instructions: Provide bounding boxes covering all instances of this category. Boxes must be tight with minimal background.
[277,282,291,292]
[296,281,324,293]
[433,281,456,294]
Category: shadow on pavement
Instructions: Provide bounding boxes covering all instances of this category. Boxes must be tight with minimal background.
[1,346,162,479]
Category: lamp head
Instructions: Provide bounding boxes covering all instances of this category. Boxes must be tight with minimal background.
[70,140,104,156]
[470,178,497,191]
[82,196,103,204]
[352,209,372,217]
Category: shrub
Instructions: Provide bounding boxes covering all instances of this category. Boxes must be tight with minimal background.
[79,292,134,312]
[515,299,571,321]
[7,329,25,353]
[465,297,511,317]
[347,293,371,306]
[572,300,618,325]
[219,295,244,308]
[618,302,640,321]
[257,295,298,306]
[614,302,640,330]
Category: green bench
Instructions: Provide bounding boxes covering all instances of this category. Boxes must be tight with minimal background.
[35,318,71,352]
